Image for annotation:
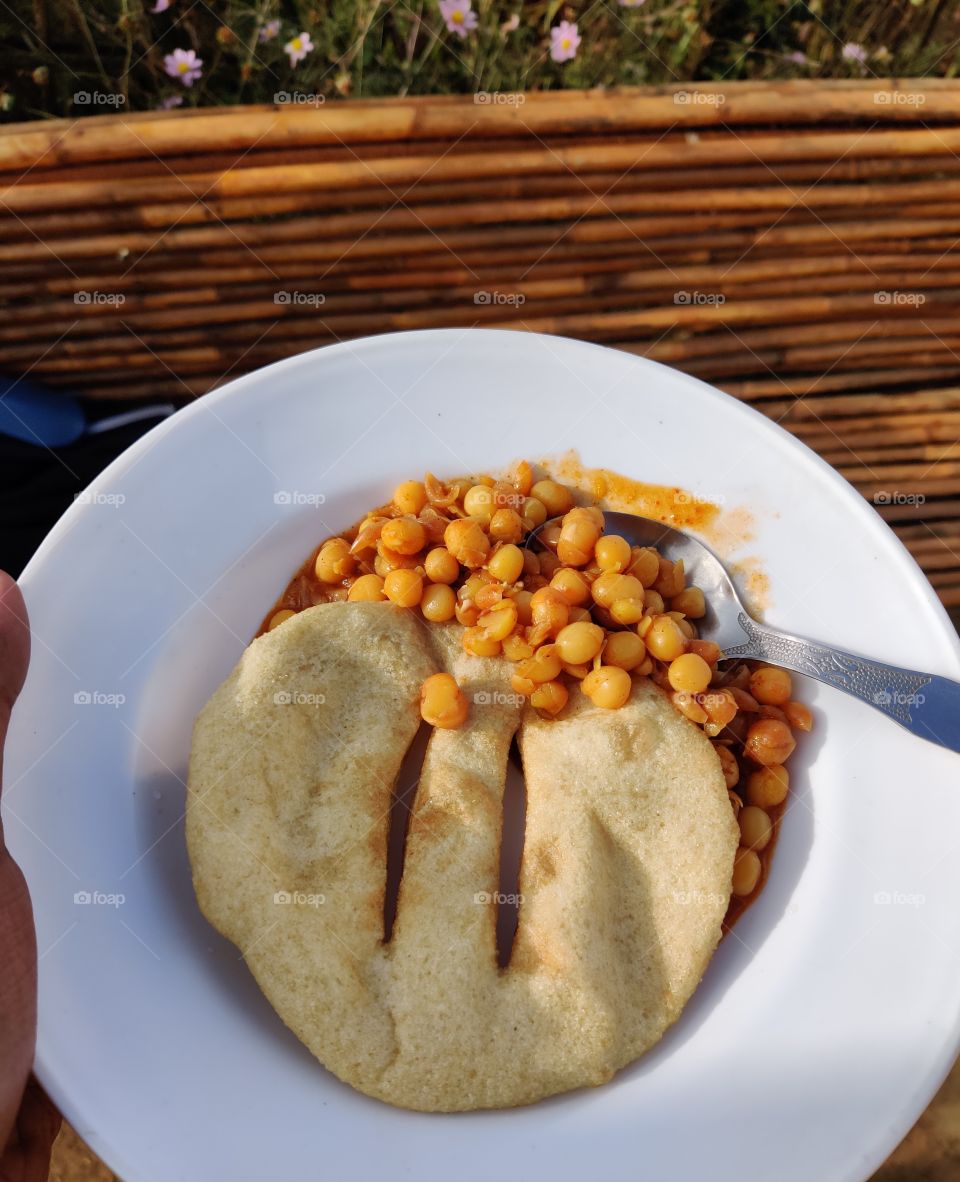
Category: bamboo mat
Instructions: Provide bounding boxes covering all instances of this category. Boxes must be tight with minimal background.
[2,80,958,616]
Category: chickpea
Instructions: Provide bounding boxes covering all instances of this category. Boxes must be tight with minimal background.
[591,571,644,609]
[444,518,490,568]
[739,805,772,852]
[750,666,793,706]
[383,568,423,608]
[315,538,356,584]
[732,848,761,897]
[555,621,605,665]
[530,587,569,636]
[530,479,574,518]
[688,639,721,665]
[268,609,296,630]
[672,690,708,725]
[478,599,518,642]
[503,633,535,662]
[514,646,563,687]
[510,459,534,497]
[646,615,686,662]
[701,688,738,734]
[530,679,569,715]
[557,507,602,567]
[381,517,426,556]
[489,508,524,543]
[667,652,712,694]
[630,547,661,587]
[420,583,456,622]
[671,587,706,619]
[746,764,789,808]
[487,543,524,585]
[522,549,541,578]
[595,534,632,573]
[463,627,502,657]
[424,547,460,584]
[420,672,468,729]
[744,719,796,766]
[549,567,590,606]
[512,589,534,626]
[714,743,740,789]
[393,479,428,515]
[375,546,419,577]
[347,574,386,602]
[463,484,497,523]
[603,631,646,671]
[522,497,548,528]
[643,590,665,616]
[609,597,646,626]
[783,700,814,732]
[583,665,632,709]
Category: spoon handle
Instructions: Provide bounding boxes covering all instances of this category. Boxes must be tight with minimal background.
[724,612,960,754]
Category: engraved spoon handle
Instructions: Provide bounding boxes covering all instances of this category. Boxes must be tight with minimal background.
[724,613,960,753]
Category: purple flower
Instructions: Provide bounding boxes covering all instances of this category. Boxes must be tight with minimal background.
[284,31,314,66]
[158,94,184,109]
[151,0,171,12]
[786,51,809,65]
[550,20,580,63]
[439,0,478,38]
[842,41,867,65]
[258,19,280,43]
[163,48,203,87]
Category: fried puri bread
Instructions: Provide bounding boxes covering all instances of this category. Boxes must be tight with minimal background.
[186,602,738,1111]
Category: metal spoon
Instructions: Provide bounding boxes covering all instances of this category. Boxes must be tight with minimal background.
[531,511,960,754]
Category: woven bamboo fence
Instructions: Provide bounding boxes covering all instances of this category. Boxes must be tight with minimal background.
[1,80,958,608]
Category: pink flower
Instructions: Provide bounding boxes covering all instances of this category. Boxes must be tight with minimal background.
[258,19,280,43]
[151,0,171,11]
[158,94,184,109]
[550,20,580,63]
[284,31,314,66]
[163,48,203,87]
[786,51,808,65]
[439,0,478,38]
[842,41,867,65]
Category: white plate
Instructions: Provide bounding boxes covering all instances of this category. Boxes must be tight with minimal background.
[6,330,960,1182]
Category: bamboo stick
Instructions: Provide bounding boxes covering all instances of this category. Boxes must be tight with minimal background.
[1,81,954,172]
[9,126,960,215]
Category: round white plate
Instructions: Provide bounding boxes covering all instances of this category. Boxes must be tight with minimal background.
[6,330,960,1182]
